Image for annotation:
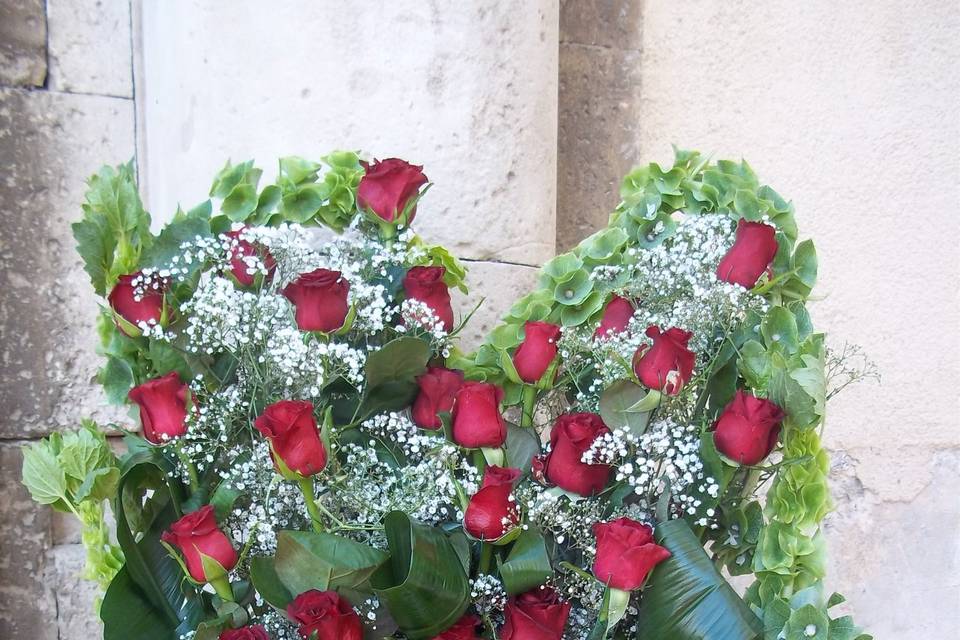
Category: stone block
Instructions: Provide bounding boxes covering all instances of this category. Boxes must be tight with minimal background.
[48,0,134,97]
[451,260,540,351]
[559,0,642,49]
[50,544,103,640]
[0,88,135,437]
[0,0,47,87]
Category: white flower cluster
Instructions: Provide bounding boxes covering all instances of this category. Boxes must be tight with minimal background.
[470,573,507,615]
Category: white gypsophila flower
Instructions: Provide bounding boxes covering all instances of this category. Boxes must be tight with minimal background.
[470,573,507,615]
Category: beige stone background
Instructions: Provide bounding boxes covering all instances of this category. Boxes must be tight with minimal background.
[0,1,957,638]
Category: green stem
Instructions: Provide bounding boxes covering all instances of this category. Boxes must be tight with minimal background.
[520,384,537,428]
[297,478,325,533]
[478,542,493,576]
[209,574,235,602]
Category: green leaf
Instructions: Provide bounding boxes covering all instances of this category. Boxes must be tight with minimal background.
[279,156,322,184]
[141,213,210,267]
[21,441,69,506]
[281,184,326,222]
[598,380,655,436]
[221,183,259,221]
[75,467,121,503]
[273,530,388,596]
[100,565,189,640]
[360,337,431,417]
[734,189,763,221]
[371,511,470,639]
[635,519,762,640]
[499,527,553,595]
[505,422,541,473]
[761,306,799,353]
[99,355,136,405]
[250,555,293,610]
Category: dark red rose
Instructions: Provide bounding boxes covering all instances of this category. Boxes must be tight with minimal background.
[541,413,611,496]
[512,321,562,384]
[219,625,269,640]
[592,517,671,590]
[282,268,350,333]
[286,589,363,640]
[464,465,521,540]
[412,366,464,430]
[161,505,237,583]
[254,400,327,477]
[593,295,635,339]
[431,614,482,640]
[404,265,454,331]
[225,229,276,287]
[127,372,189,444]
[501,586,571,640]
[713,390,785,465]
[716,219,779,288]
[632,325,696,395]
[357,158,428,223]
[451,381,507,449]
[108,271,166,336]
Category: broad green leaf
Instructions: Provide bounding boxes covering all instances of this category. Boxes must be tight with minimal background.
[221,183,258,221]
[279,156,321,184]
[75,467,121,503]
[360,337,431,416]
[598,380,654,436]
[499,527,553,595]
[505,422,541,473]
[761,307,799,353]
[21,442,69,506]
[99,355,135,405]
[250,555,293,610]
[273,530,387,596]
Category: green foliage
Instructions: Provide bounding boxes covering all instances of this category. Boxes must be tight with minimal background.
[498,527,553,595]
[359,336,432,418]
[272,530,387,596]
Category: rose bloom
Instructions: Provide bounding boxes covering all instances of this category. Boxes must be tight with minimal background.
[431,614,482,640]
[282,268,350,333]
[539,412,611,496]
[161,505,237,583]
[224,228,275,287]
[412,366,464,430]
[593,295,635,339]
[357,157,428,223]
[128,372,189,444]
[219,625,269,640]
[512,321,561,384]
[287,589,363,640]
[501,586,571,640]
[451,381,507,449]
[254,400,327,477]
[404,265,454,331]
[713,390,785,465]
[632,325,696,395]
[716,218,779,288]
[464,465,521,540]
[592,517,671,590]
[108,271,166,336]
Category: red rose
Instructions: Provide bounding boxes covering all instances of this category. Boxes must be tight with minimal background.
[283,268,350,333]
[716,219,779,288]
[160,505,237,583]
[254,400,327,477]
[412,366,464,430]
[632,325,696,395]
[501,586,571,640]
[451,381,507,449]
[404,265,454,331]
[219,625,269,640]
[357,158,428,223]
[593,295,635,339]
[592,517,671,590]
[287,589,363,640]
[464,465,521,540]
[225,229,275,287]
[713,390,785,465]
[108,271,166,336]
[541,413,611,496]
[127,372,190,444]
[432,614,482,640]
[512,321,562,384]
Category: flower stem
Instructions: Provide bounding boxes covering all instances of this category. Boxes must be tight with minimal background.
[520,385,537,428]
[478,542,493,575]
[209,575,235,602]
[297,477,325,533]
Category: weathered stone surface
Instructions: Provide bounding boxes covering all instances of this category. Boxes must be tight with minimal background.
[0,443,57,640]
[47,0,134,97]
[50,544,103,640]
[560,0,642,49]
[0,88,134,437]
[0,0,47,87]
[451,260,540,351]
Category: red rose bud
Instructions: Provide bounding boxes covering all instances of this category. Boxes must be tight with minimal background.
[358,157,428,223]
[225,229,276,287]
[283,268,350,333]
[464,465,521,540]
[592,517,671,590]
[633,325,696,395]
[451,381,507,448]
[431,614,482,640]
[254,400,327,478]
[161,505,237,583]
[501,586,571,640]
[108,271,166,336]
[593,295,635,340]
[220,626,269,640]
[404,265,454,331]
[128,372,190,444]
[716,219,779,288]
[287,589,363,640]
[541,413,611,496]
[713,390,785,465]
[412,366,464,430]
[512,321,562,384]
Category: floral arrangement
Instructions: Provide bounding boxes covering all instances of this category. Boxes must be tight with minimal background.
[21,148,874,640]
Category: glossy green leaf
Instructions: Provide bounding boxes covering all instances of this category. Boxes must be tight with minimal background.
[598,380,655,436]
[499,527,553,595]
[250,555,293,610]
[505,422,541,473]
[360,337,431,416]
[273,530,387,596]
